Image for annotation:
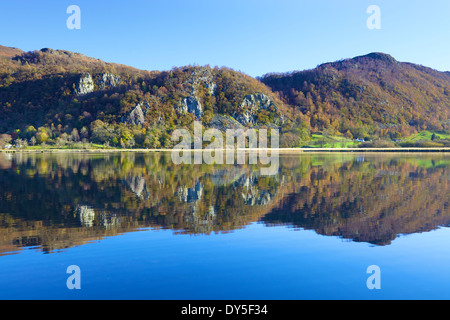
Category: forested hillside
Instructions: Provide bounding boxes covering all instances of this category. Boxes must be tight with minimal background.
[261,53,450,140]
[1,45,449,149]
[0,45,287,148]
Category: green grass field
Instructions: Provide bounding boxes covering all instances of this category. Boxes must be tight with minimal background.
[303,131,450,149]
[403,131,450,142]
[303,134,361,148]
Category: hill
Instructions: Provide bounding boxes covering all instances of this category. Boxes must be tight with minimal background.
[0,46,287,148]
[0,45,23,57]
[1,45,449,149]
[261,52,450,140]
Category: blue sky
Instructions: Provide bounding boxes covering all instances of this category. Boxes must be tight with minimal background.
[0,0,449,77]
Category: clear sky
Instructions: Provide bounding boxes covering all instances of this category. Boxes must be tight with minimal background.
[0,0,449,77]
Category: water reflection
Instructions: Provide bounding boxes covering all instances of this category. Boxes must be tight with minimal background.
[0,151,449,255]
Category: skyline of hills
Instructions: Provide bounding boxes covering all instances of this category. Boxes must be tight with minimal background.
[261,52,450,138]
[1,44,449,149]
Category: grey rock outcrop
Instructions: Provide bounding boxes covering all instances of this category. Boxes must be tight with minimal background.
[175,67,216,119]
[74,72,120,96]
[121,101,157,126]
[177,96,203,118]
[185,67,217,96]
[97,73,121,90]
[234,93,275,125]
[124,103,145,126]
[194,69,217,96]
[75,73,95,96]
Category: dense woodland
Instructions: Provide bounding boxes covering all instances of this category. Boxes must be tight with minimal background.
[1,46,450,149]
[261,53,450,140]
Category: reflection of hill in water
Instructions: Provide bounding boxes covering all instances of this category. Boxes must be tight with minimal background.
[262,162,450,245]
[0,152,449,255]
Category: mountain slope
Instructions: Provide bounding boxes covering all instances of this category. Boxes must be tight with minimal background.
[261,52,450,139]
[0,45,23,57]
[0,46,287,148]
[1,46,450,149]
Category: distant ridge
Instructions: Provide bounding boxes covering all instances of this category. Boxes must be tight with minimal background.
[261,52,450,138]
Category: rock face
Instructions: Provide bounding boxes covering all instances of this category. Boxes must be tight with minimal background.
[75,73,95,96]
[176,67,216,119]
[192,68,217,96]
[97,73,121,90]
[74,72,120,96]
[178,96,203,118]
[122,101,156,126]
[125,103,145,126]
[235,93,275,125]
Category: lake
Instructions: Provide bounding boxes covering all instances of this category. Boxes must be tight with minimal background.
[0,151,449,300]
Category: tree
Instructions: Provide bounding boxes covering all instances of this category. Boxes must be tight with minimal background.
[36,128,50,144]
[345,130,353,140]
[90,120,111,144]
[80,127,89,140]
[71,128,80,142]
[56,134,69,147]
[0,134,12,148]
[14,138,28,148]
[24,126,37,139]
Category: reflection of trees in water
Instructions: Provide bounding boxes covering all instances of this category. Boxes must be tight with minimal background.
[0,152,287,254]
[262,157,450,245]
[0,152,449,254]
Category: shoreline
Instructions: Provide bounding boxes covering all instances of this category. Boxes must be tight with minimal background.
[2,147,450,154]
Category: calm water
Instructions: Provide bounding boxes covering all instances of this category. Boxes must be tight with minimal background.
[0,151,449,300]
